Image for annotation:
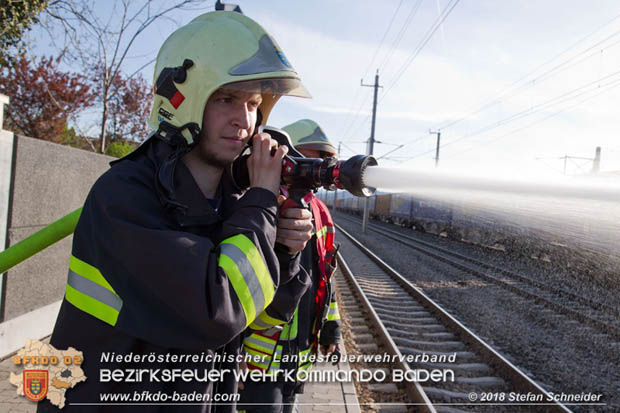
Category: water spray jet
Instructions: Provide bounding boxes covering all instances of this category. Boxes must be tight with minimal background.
[361,166,620,203]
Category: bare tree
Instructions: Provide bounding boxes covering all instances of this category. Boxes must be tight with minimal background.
[41,0,208,153]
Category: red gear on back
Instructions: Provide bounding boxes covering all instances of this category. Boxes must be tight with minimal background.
[245,194,337,369]
[309,196,337,346]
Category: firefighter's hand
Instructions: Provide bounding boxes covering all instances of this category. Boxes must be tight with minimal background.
[321,344,340,365]
[276,200,313,254]
[320,344,337,356]
[248,133,287,197]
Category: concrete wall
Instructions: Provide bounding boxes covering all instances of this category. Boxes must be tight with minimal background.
[0,96,113,357]
[3,136,113,321]
[0,94,14,335]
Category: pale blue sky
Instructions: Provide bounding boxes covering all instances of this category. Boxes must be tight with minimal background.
[27,0,620,175]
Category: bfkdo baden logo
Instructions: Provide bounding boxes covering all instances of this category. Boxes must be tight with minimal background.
[23,370,49,402]
[9,339,87,408]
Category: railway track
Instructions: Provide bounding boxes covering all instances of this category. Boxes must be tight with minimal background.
[335,224,571,413]
[338,213,620,341]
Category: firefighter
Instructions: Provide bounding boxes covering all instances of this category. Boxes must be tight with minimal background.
[239,119,341,413]
[38,12,314,413]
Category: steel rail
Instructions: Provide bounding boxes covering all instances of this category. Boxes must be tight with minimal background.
[342,215,620,339]
[336,223,572,413]
[337,250,437,413]
[360,216,618,317]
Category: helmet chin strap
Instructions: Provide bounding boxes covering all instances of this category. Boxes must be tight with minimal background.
[156,121,200,147]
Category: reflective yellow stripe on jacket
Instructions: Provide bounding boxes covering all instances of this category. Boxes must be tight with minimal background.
[279,308,298,340]
[326,301,340,321]
[65,255,123,326]
[218,234,275,329]
[297,346,314,378]
[249,310,286,331]
[244,309,298,373]
[243,334,282,374]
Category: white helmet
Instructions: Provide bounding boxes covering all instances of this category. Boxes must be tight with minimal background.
[149,11,310,145]
[282,119,337,156]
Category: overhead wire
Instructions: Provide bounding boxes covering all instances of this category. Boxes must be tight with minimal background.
[401,73,620,162]
[380,0,461,101]
[362,0,406,79]
[536,158,567,175]
[369,0,461,161]
[377,0,424,76]
[443,78,620,160]
[339,0,406,141]
[432,11,620,132]
[386,12,620,161]
[341,0,424,142]
[338,141,361,156]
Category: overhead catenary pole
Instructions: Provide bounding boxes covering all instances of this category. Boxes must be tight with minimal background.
[561,154,596,175]
[535,153,597,175]
[430,129,441,167]
[592,147,601,174]
[333,142,342,210]
[563,155,568,175]
[360,70,382,233]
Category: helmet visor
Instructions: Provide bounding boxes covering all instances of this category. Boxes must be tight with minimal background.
[221,78,311,99]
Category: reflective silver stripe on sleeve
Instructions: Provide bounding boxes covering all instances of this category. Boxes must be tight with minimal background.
[244,335,275,351]
[67,269,123,312]
[249,317,271,330]
[220,243,265,315]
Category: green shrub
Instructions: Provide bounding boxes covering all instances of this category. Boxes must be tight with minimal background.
[105,140,137,158]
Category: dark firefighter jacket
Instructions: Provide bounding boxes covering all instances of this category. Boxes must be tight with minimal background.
[239,197,341,406]
[37,137,310,413]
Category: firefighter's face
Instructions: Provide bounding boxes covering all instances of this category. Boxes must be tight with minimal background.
[297,148,337,160]
[298,148,322,159]
[196,88,262,168]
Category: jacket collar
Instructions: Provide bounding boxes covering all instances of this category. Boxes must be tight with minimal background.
[114,136,244,228]
[171,153,244,228]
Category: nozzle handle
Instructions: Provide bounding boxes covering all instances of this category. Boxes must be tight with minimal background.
[280,189,313,210]
[276,189,313,254]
